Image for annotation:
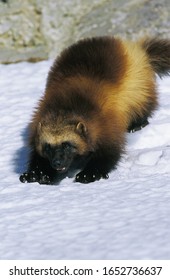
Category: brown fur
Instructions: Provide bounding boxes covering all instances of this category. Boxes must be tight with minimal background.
[20,36,170,184]
[140,37,170,77]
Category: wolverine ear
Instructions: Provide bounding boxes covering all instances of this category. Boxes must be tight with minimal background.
[76,122,87,137]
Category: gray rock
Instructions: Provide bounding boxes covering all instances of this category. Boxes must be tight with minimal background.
[74,0,170,41]
[0,0,169,63]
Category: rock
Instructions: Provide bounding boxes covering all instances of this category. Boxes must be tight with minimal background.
[74,0,170,41]
[0,0,48,63]
[0,0,170,63]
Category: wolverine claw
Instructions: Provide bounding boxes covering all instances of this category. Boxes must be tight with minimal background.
[29,171,39,182]
[20,173,29,183]
[39,174,51,185]
[75,170,109,184]
[128,120,149,133]
[19,170,52,184]
[20,171,39,183]
[102,173,109,179]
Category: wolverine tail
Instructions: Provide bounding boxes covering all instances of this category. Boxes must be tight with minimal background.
[140,38,170,77]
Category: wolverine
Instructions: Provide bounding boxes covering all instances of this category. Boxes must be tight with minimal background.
[20,36,170,184]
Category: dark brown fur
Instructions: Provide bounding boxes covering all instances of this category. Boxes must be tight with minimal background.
[20,36,170,184]
[141,38,170,77]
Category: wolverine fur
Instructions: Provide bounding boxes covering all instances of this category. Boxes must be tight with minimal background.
[20,36,170,184]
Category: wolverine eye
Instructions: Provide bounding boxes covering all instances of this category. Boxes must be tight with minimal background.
[62,141,76,150]
[44,143,51,153]
[62,141,72,149]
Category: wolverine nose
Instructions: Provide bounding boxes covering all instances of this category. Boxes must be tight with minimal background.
[51,159,62,169]
[51,159,66,172]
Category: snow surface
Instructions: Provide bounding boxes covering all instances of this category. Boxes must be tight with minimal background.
[0,60,170,260]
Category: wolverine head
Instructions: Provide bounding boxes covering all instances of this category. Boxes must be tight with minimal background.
[35,118,92,173]
[41,141,78,172]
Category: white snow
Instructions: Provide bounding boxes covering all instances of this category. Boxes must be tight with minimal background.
[0,61,170,260]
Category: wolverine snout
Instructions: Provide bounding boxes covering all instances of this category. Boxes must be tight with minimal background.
[51,158,67,172]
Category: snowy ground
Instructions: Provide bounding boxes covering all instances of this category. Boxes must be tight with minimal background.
[0,60,170,260]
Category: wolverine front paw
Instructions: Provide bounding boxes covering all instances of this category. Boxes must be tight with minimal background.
[75,169,109,184]
[19,170,52,185]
